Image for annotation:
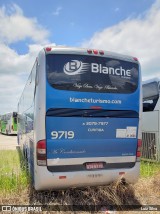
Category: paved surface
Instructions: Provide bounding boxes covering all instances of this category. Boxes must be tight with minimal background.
[0,133,19,150]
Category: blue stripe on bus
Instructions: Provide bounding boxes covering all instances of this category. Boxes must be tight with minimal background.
[46,117,138,159]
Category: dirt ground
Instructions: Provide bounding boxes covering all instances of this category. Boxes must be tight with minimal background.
[0,133,18,150]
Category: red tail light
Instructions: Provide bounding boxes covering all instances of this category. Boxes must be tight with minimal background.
[133,57,138,61]
[45,47,52,52]
[136,151,141,157]
[93,50,98,54]
[87,49,104,55]
[99,50,104,55]
[37,140,46,166]
[87,49,92,54]
[136,139,142,161]
[138,139,142,147]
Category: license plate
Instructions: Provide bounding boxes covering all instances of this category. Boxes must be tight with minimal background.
[86,162,104,170]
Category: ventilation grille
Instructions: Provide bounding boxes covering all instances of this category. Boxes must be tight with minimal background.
[142,132,158,161]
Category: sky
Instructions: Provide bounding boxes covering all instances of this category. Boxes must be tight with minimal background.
[0,0,160,114]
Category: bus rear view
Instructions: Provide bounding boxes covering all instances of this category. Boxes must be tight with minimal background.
[18,47,141,190]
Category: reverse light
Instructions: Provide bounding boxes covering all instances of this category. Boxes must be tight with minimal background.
[37,140,46,166]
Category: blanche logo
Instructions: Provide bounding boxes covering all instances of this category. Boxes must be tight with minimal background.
[64,60,131,77]
[92,63,131,77]
[63,60,89,75]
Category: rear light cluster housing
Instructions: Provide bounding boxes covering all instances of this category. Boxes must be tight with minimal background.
[136,139,142,161]
[37,140,46,166]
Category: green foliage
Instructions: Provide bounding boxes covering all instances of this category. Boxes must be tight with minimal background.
[0,150,160,195]
[140,160,160,177]
[0,150,30,194]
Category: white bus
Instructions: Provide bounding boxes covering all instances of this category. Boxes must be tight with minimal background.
[142,78,160,161]
[18,46,142,190]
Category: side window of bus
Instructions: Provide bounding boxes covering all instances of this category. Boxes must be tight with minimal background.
[30,60,37,101]
[143,96,159,112]
[143,82,159,112]
[21,60,37,112]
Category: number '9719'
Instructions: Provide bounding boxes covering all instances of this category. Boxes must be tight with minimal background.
[51,131,75,139]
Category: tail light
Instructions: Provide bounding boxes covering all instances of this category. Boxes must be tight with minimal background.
[99,50,104,55]
[133,57,138,61]
[87,49,104,55]
[45,47,52,52]
[93,50,98,54]
[12,125,13,130]
[37,140,46,166]
[136,139,142,161]
[87,49,92,54]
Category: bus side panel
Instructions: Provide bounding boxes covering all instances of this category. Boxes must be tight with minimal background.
[18,58,38,181]
[33,50,46,187]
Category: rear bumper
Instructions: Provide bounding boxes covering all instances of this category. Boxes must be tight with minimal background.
[34,162,140,190]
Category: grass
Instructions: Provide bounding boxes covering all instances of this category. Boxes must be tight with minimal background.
[0,150,29,195]
[0,150,159,194]
[140,160,160,177]
[0,150,160,211]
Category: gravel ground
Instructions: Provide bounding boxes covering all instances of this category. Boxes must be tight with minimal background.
[0,133,18,150]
